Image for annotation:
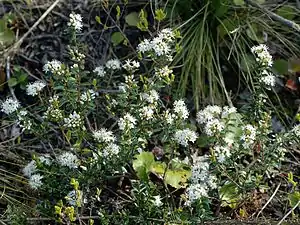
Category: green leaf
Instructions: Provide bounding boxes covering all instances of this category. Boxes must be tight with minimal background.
[164,169,191,188]
[0,29,15,45]
[240,53,256,72]
[111,32,125,46]
[7,77,18,87]
[288,191,300,208]
[233,0,245,6]
[276,5,296,20]
[273,59,288,75]
[220,182,240,209]
[17,73,28,83]
[154,9,166,22]
[132,152,155,181]
[95,16,102,24]
[125,12,139,27]
[0,19,6,32]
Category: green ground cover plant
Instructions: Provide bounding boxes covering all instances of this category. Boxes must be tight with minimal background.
[1,1,300,224]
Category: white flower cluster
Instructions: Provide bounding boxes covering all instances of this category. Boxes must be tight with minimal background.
[139,106,155,120]
[17,110,32,131]
[29,174,44,190]
[251,44,273,67]
[151,195,163,207]
[163,109,176,125]
[1,97,20,115]
[44,95,64,122]
[64,111,82,128]
[93,66,106,77]
[80,89,96,104]
[174,128,198,147]
[261,70,276,87]
[123,59,140,72]
[137,28,175,60]
[251,44,276,87]
[106,59,121,70]
[292,125,300,137]
[118,113,137,130]
[140,90,159,105]
[68,13,83,32]
[196,105,236,136]
[155,66,173,79]
[43,60,64,75]
[23,160,37,177]
[26,81,46,96]
[39,154,52,166]
[93,128,116,143]
[57,152,79,169]
[102,143,120,158]
[213,145,231,163]
[23,160,43,190]
[186,156,217,204]
[173,100,189,120]
[241,124,257,148]
[69,47,85,62]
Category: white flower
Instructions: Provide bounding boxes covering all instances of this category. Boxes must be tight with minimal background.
[106,59,121,70]
[221,106,237,118]
[118,113,137,130]
[66,190,83,206]
[17,110,32,131]
[251,44,273,67]
[204,119,224,136]
[174,128,198,147]
[292,125,300,137]
[123,59,140,72]
[26,81,46,96]
[137,39,152,53]
[102,143,120,158]
[241,124,256,147]
[155,66,173,78]
[23,160,37,177]
[93,66,106,77]
[93,128,115,143]
[164,109,176,125]
[57,152,79,169]
[39,154,52,166]
[261,70,276,87]
[152,195,163,207]
[141,90,159,105]
[1,97,20,115]
[173,100,189,120]
[64,111,82,128]
[137,28,175,59]
[214,145,231,163]
[80,89,96,104]
[28,174,43,190]
[43,60,63,75]
[196,105,222,124]
[186,156,217,204]
[139,106,154,120]
[68,13,83,32]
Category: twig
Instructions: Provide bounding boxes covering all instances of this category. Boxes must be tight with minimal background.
[245,0,300,33]
[6,56,17,100]
[277,200,300,225]
[255,183,281,219]
[3,0,62,60]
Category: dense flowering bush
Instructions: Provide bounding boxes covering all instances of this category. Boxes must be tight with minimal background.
[1,13,299,224]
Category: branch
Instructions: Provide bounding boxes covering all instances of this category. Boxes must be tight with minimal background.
[245,0,300,33]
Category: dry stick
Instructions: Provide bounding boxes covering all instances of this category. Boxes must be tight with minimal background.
[255,182,281,219]
[4,0,62,59]
[277,200,300,225]
[245,0,300,33]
